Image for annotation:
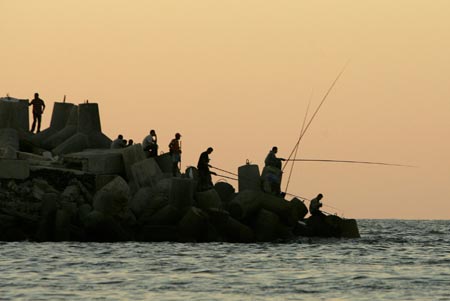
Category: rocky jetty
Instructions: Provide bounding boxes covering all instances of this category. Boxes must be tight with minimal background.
[0,96,360,242]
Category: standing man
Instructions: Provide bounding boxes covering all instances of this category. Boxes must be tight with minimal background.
[264,146,286,170]
[263,146,286,195]
[197,147,217,190]
[169,132,182,176]
[29,92,46,133]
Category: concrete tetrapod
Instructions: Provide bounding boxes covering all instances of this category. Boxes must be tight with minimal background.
[32,102,76,145]
[169,178,195,209]
[238,163,261,192]
[178,207,209,242]
[228,190,262,220]
[194,189,223,210]
[0,97,29,131]
[42,105,78,150]
[52,103,111,155]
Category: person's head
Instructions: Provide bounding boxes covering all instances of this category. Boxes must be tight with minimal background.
[272,146,278,153]
[317,193,323,200]
[34,93,39,98]
[150,129,156,135]
[207,147,213,154]
[175,133,181,139]
[128,139,134,145]
[118,134,123,140]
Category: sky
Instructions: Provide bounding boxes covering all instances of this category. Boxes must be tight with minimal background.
[2,0,450,219]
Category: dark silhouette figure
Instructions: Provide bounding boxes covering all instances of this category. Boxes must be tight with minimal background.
[197,147,217,190]
[168,133,182,176]
[143,129,158,157]
[309,193,325,218]
[29,92,46,133]
[264,146,286,169]
[263,146,286,195]
[127,139,134,147]
[111,134,126,149]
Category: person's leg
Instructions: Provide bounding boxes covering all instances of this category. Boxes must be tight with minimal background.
[31,113,37,133]
[37,114,42,133]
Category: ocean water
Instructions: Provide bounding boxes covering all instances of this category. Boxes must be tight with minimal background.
[0,220,449,301]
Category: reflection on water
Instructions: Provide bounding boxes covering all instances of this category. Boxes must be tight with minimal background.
[0,220,449,300]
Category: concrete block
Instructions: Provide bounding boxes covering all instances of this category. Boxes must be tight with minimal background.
[93,176,130,218]
[130,158,163,189]
[43,125,77,149]
[121,144,146,180]
[64,149,124,174]
[169,178,195,209]
[77,103,102,134]
[155,153,173,173]
[88,132,111,149]
[0,159,30,179]
[238,164,261,192]
[0,128,19,150]
[52,133,89,155]
[0,146,17,159]
[0,98,29,131]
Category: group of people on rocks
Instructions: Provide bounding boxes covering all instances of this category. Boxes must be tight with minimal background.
[27,92,327,219]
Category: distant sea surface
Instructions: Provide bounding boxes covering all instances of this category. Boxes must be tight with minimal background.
[1,220,449,301]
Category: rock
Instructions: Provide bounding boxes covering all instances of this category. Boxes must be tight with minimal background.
[137,193,169,224]
[93,176,130,219]
[0,159,30,180]
[178,207,209,242]
[194,189,222,210]
[54,209,72,241]
[84,210,129,242]
[252,209,292,242]
[214,182,235,204]
[141,204,182,226]
[238,163,261,192]
[130,158,162,189]
[129,187,153,217]
[0,146,17,159]
[32,178,59,201]
[228,190,261,220]
[121,144,146,180]
[169,178,195,209]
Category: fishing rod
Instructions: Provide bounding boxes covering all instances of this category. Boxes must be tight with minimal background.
[210,165,239,177]
[285,158,416,168]
[214,173,238,181]
[283,62,349,171]
[284,90,313,194]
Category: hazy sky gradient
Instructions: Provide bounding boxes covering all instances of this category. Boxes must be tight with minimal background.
[2,1,449,218]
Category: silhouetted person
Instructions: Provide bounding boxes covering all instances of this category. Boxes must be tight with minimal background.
[197,147,217,190]
[169,133,182,176]
[309,193,326,218]
[111,134,126,149]
[263,146,286,195]
[264,146,286,170]
[143,129,158,157]
[127,139,134,147]
[29,92,46,133]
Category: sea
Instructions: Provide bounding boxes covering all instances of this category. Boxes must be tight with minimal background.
[0,219,449,301]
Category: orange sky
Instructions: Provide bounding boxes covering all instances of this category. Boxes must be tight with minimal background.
[2,1,450,219]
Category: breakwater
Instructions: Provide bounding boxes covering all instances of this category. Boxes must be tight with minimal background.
[0,97,359,242]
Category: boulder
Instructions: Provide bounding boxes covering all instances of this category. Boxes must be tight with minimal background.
[228,190,261,220]
[169,178,195,209]
[93,176,130,219]
[0,159,30,180]
[194,189,222,210]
